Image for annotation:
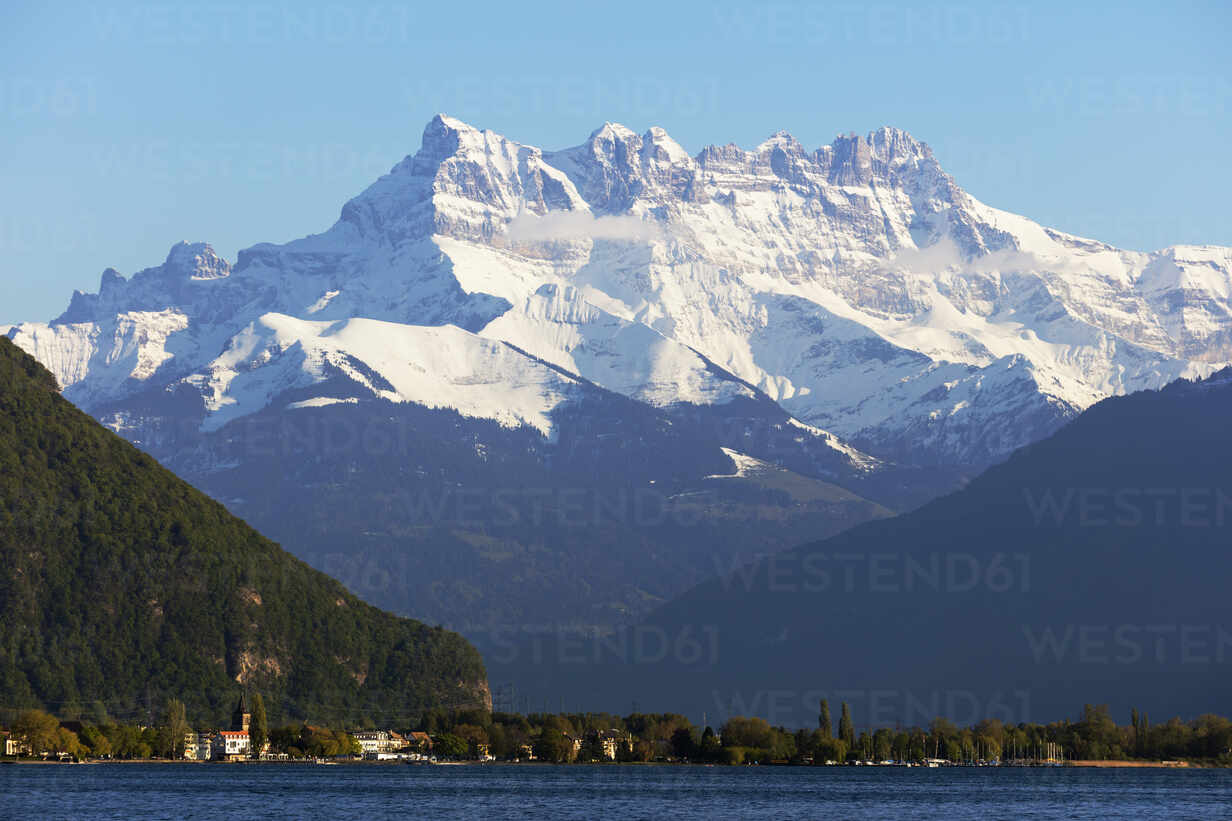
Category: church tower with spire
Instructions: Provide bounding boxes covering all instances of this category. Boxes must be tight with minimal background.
[231,694,251,733]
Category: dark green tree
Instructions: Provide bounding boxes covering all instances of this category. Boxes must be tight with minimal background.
[79,725,113,758]
[268,725,303,757]
[838,702,854,747]
[819,699,832,738]
[12,709,60,755]
[855,730,871,761]
[670,726,697,759]
[90,701,111,727]
[533,728,574,763]
[575,736,606,762]
[699,726,722,761]
[249,693,268,758]
[720,716,776,750]
[434,733,469,760]
[158,698,190,758]
[873,728,894,761]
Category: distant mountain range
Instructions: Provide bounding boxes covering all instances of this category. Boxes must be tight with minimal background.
[501,368,1232,727]
[0,337,488,725]
[6,116,1229,637]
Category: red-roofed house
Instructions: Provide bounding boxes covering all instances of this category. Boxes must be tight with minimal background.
[213,730,251,761]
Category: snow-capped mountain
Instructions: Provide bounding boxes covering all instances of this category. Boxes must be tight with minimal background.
[10,114,1227,469]
[10,114,1229,632]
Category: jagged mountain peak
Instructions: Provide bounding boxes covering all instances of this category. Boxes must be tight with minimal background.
[51,240,232,325]
[399,119,943,210]
[588,121,639,143]
[748,126,930,165]
[332,114,592,243]
[564,122,693,167]
[641,126,691,164]
[865,125,932,159]
[431,111,478,131]
[389,113,535,182]
[806,127,939,186]
[99,267,126,291]
[756,129,804,153]
[418,112,482,156]
[163,241,231,281]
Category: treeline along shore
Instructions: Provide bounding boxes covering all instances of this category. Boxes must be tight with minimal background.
[3,698,1230,767]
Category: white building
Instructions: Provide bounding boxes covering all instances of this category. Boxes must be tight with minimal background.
[214,730,251,760]
[597,730,631,761]
[354,730,398,757]
[184,732,213,761]
[4,733,30,757]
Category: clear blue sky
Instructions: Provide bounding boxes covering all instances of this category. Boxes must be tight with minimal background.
[2,0,1228,324]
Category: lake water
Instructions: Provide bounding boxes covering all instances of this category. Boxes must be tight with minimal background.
[3,763,1230,819]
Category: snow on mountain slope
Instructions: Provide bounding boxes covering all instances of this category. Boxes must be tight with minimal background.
[481,283,755,408]
[7,115,1230,469]
[529,121,1223,458]
[8,309,191,405]
[706,447,773,479]
[182,313,587,435]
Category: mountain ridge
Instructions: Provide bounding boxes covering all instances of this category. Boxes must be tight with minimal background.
[0,336,489,725]
[494,365,1232,727]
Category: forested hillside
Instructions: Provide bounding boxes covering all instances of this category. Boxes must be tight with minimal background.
[0,337,488,726]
